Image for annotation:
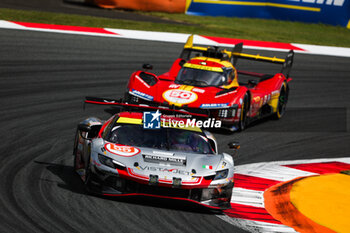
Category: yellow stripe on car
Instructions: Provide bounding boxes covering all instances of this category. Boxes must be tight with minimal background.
[183,85,195,91]
[183,63,224,72]
[117,117,143,125]
[232,52,285,63]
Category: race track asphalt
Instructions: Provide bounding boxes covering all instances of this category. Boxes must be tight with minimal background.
[0,29,349,233]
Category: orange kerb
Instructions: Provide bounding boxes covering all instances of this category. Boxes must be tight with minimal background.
[264,176,335,233]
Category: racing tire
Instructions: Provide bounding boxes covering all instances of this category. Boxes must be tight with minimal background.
[124,92,139,105]
[73,153,79,171]
[123,91,130,103]
[73,129,79,157]
[238,94,249,131]
[73,130,79,171]
[219,181,234,209]
[84,157,93,192]
[273,82,289,120]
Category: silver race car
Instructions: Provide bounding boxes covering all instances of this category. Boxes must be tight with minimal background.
[73,111,238,209]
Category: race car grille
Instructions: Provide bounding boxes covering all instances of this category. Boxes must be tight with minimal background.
[181,107,210,116]
[102,175,232,205]
[125,180,190,198]
[103,176,191,197]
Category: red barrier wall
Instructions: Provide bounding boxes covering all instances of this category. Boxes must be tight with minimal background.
[87,0,186,13]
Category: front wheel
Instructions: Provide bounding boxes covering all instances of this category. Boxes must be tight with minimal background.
[238,94,249,131]
[274,82,289,119]
[84,157,93,192]
[73,129,80,171]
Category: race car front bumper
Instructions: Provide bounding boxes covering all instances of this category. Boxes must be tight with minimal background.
[88,160,233,209]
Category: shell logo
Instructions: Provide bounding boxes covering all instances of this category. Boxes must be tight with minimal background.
[105,143,140,157]
[162,89,198,105]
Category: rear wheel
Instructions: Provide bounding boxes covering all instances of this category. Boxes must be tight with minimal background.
[274,82,289,119]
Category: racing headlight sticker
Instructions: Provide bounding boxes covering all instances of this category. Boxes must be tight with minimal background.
[218,109,228,118]
[214,169,228,180]
[98,154,114,168]
[98,154,126,169]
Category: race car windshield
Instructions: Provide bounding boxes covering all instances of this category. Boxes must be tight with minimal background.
[107,124,213,154]
[175,67,226,87]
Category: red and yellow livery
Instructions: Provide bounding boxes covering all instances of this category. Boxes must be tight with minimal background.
[123,35,294,131]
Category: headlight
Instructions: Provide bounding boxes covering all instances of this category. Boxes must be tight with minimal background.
[218,108,237,118]
[218,109,228,118]
[213,169,228,180]
[98,154,126,170]
[130,95,139,103]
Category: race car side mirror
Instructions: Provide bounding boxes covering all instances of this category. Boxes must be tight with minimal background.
[78,124,101,140]
[179,59,186,67]
[142,64,153,70]
[228,141,240,157]
[248,79,258,87]
[228,141,240,150]
[204,130,218,154]
[78,124,92,140]
[78,123,91,132]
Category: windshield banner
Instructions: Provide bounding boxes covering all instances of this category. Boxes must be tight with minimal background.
[186,0,350,28]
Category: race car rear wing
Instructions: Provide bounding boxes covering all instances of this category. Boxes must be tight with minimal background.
[230,43,294,78]
[84,96,210,118]
[180,35,212,60]
[180,35,294,78]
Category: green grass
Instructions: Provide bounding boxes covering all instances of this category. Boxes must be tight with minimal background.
[1,7,349,47]
[340,170,350,175]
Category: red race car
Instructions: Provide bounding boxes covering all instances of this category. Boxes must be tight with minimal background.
[123,35,294,131]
